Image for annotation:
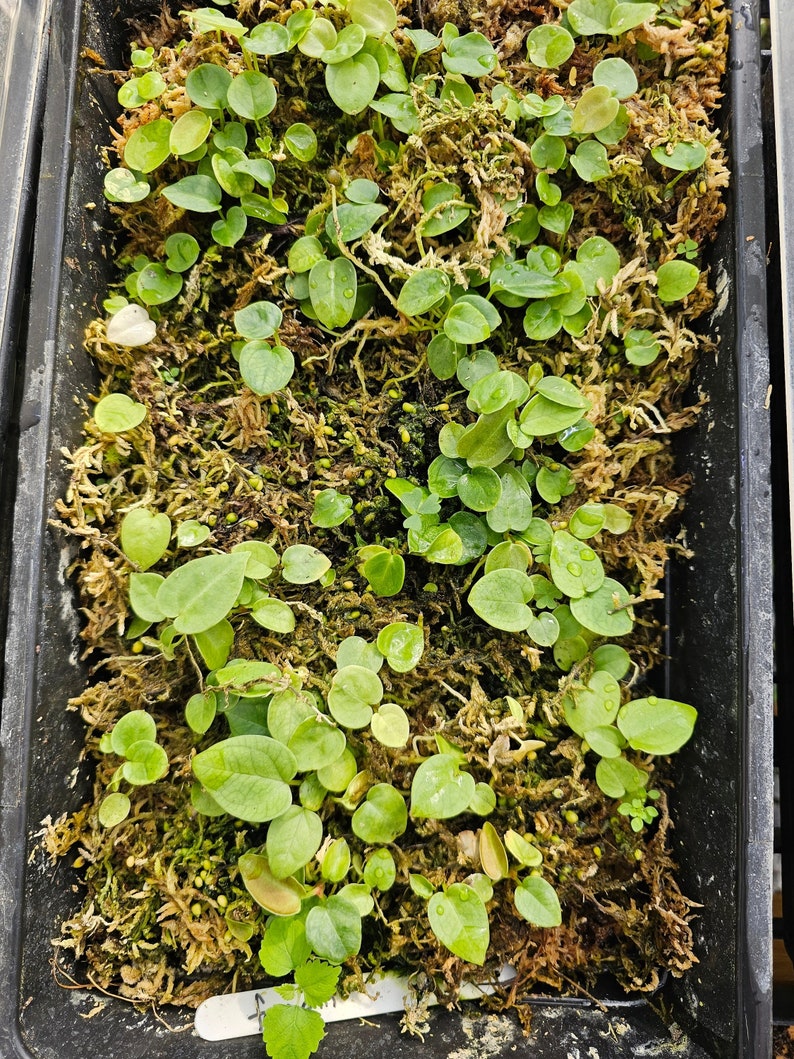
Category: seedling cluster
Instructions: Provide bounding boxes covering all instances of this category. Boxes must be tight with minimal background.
[46,0,729,1055]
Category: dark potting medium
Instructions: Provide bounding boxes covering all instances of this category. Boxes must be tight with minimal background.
[0,0,772,1057]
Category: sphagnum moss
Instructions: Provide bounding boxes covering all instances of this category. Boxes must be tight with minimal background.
[44,0,728,1054]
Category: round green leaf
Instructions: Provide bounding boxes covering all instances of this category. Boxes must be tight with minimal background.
[595,755,647,798]
[420,182,471,237]
[411,754,476,819]
[121,739,169,785]
[235,301,283,341]
[376,621,424,673]
[186,63,232,110]
[371,702,410,748]
[185,690,217,735]
[592,57,638,99]
[308,257,358,329]
[251,597,296,634]
[571,235,621,295]
[428,884,489,965]
[444,301,491,345]
[568,503,606,540]
[617,697,697,755]
[563,670,622,736]
[651,140,707,172]
[442,31,498,78]
[239,342,295,396]
[325,53,380,115]
[327,665,383,728]
[104,168,150,203]
[468,568,534,632]
[192,735,297,822]
[526,24,575,68]
[317,747,358,792]
[165,232,200,272]
[549,530,605,600]
[287,718,347,772]
[347,0,398,35]
[110,710,157,757]
[284,122,318,161]
[232,541,278,580]
[592,643,632,680]
[298,17,338,57]
[571,86,620,135]
[212,206,248,247]
[584,724,626,757]
[352,783,408,843]
[118,71,165,108]
[281,544,332,584]
[98,792,131,827]
[305,896,361,963]
[161,175,222,213]
[363,848,397,891]
[128,572,166,623]
[656,259,700,303]
[245,22,292,55]
[311,488,353,528]
[397,269,450,316]
[570,140,612,182]
[427,454,465,498]
[123,118,172,173]
[321,23,367,63]
[227,71,277,120]
[625,328,661,366]
[170,109,212,156]
[531,133,567,170]
[94,393,147,433]
[361,550,405,596]
[467,370,530,415]
[120,508,171,570]
[136,263,182,305]
[514,876,562,927]
[325,202,387,244]
[335,635,384,673]
[267,805,324,878]
[156,552,248,634]
[289,236,325,274]
[569,576,633,635]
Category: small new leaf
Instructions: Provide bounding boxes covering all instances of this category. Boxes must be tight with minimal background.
[294,961,341,1007]
[262,1004,326,1059]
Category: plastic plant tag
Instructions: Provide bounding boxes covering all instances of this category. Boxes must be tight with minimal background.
[194,966,516,1041]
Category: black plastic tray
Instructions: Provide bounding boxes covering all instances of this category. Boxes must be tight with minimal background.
[0,0,773,1056]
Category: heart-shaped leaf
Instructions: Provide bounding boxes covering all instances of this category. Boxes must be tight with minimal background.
[514,876,562,927]
[120,508,171,570]
[192,735,297,822]
[428,884,489,964]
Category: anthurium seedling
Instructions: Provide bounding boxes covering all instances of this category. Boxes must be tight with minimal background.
[426,882,490,964]
[526,24,575,68]
[93,391,147,431]
[97,710,169,826]
[656,259,700,302]
[567,0,658,35]
[65,5,714,1055]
